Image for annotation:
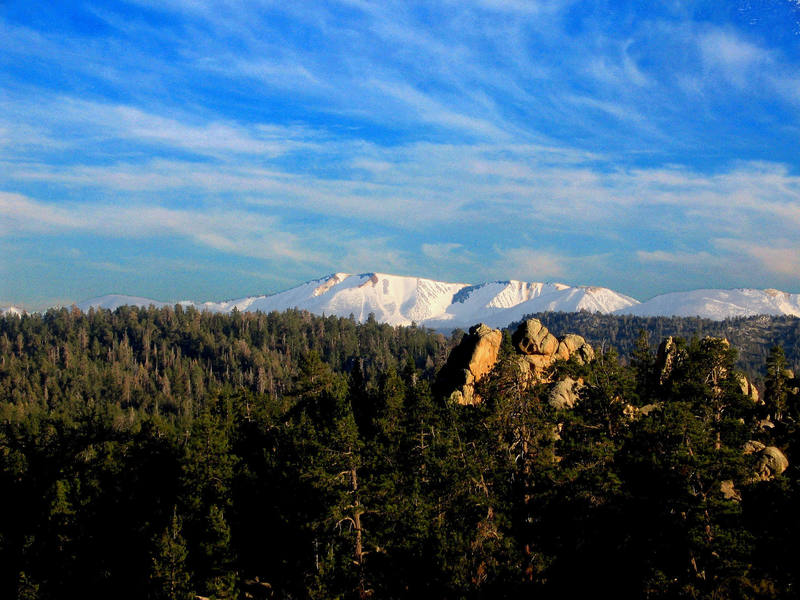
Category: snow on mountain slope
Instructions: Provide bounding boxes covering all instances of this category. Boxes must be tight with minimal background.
[192,273,466,325]
[422,281,638,329]
[70,275,800,328]
[615,288,800,319]
[1,306,23,317]
[485,285,639,327]
[72,273,637,329]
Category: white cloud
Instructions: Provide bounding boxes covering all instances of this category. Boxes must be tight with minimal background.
[636,250,718,265]
[0,192,313,262]
[744,245,800,277]
[335,237,415,276]
[421,242,464,261]
[4,133,799,247]
[0,191,84,232]
[715,238,800,278]
[699,29,769,73]
[4,2,800,299]
[493,247,568,281]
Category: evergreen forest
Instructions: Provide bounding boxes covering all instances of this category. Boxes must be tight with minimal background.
[1,306,799,599]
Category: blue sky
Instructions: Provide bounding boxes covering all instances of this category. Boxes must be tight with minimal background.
[2,0,800,308]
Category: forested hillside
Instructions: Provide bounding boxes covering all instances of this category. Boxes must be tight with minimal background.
[0,306,451,418]
[515,312,800,378]
[1,307,799,599]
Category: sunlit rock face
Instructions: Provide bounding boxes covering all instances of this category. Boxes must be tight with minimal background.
[438,318,595,405]
[439,323,503,405]
[511,319,594,382]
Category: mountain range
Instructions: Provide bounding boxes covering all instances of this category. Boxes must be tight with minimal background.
[3,273,800,329]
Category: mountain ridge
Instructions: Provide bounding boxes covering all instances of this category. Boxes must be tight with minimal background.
[5,272,779,330]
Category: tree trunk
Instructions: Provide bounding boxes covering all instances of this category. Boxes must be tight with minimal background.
[350,465,367,598]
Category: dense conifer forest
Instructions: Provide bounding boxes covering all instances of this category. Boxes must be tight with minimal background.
[1,306,799,599]
[514,312,800,378]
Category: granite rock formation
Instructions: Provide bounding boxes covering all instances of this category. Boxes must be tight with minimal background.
[440,318,594,405]
[439,323,503,405]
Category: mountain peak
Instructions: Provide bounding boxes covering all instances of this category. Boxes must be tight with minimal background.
[44,276,800,328]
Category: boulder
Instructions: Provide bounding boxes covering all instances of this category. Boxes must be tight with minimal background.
[512,319,558,356]
[576,343,595,365]
[638,403,660,416]
[525,354,556,370]
[559,333,586,354]
[757,446,789,480]
[556,334,587,360]
[743,440,766,455]
[757,419,775,431]
[548,377,582,410]
[744,441,789,481]
[514,356,532,379]
[720,480,741,502]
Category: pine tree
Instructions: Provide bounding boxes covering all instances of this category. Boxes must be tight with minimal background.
[764,346,789,423]
[291,352,368,598]
[180,399,238,598]
[620,337,756,598]
[630,329,656,403]
[150,509,192,600]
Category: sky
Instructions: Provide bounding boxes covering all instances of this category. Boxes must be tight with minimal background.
[2,0,800,309]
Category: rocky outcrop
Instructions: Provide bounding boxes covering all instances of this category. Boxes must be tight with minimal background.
[743,440,789,481]
[512,319,594,381]
[655,336,680,384]
[623,402,661,420]
[743,440,766,455]
[757,446,789,480]
[737,374,761,403]
[786,370,800,397]
[438,318,595,405]
[720,479,742,502]
[463,324,503,382]
[721,442,789,499]
[513,319,559,356]
[548,377,583,410]
[439,323,503,405]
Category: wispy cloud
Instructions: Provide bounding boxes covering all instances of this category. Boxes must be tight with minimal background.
[421,242,465,261]
[493,248,569,281]
[715,238,800,279]
[636,250,721,266]
[2,1,800,304]
[0,192,311,262]
[741,244,800,277]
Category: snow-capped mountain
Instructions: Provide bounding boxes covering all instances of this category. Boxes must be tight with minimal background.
[36,274,800,329]
[424,281,637,329]
[616,288,800,319]
[72,272,638,330]
[0,306,23,317]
